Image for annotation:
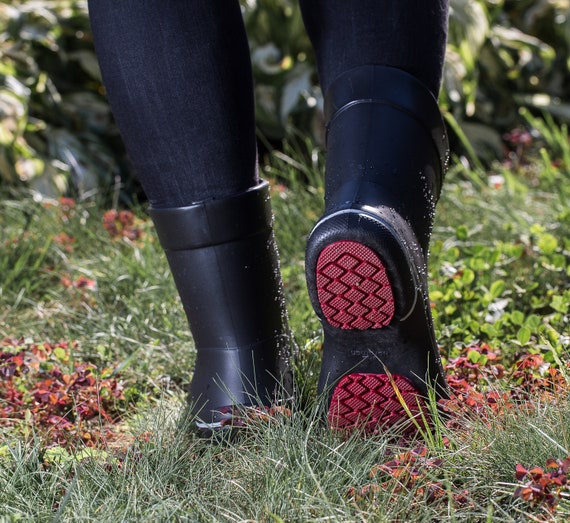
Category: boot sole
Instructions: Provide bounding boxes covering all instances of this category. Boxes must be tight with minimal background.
[306,209,446,433]
[316,239,423,431]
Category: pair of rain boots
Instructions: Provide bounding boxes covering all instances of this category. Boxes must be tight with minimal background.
[150,65,449,434]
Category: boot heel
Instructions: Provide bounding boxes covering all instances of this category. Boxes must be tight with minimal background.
[316,240,395,330]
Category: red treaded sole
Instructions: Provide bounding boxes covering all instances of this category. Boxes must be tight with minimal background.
[328,373,424,432]
[316,241,395,329]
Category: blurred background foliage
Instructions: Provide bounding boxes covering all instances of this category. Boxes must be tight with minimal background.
[0,0,569,202]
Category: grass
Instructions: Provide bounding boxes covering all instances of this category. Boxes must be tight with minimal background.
[1,125,569,521]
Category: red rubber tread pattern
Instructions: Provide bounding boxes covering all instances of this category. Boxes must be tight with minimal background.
[328,373,423,433]
[316,241,395,329]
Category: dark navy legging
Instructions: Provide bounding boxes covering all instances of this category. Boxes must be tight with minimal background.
[88,1,449,208]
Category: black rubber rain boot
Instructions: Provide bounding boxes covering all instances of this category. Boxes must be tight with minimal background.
[149,181,293,433]
[305,65,450,434]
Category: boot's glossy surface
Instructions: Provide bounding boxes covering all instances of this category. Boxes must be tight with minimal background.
[306,65,449,433]
[150,181,293,433]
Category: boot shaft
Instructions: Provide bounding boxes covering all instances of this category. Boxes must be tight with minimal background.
[323,65,449,255]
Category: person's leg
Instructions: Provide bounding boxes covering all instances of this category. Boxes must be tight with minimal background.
[88,0,257,208]
[299,0,448,97]
[88,0,292,432]
[300,0,450,432]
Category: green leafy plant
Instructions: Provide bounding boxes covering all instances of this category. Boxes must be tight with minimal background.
[242,0,319,143]
[3,0,570,197]
[443,0,569,169]
[0,0,124,198]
